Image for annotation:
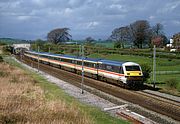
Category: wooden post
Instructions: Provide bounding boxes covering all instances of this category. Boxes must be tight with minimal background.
[81,45,84,94]
[153,45,156,88]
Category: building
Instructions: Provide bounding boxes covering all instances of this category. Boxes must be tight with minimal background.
[173,32,180,49]
[12,43,31,54]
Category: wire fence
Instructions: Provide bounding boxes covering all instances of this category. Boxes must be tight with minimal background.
[153,71,180,75]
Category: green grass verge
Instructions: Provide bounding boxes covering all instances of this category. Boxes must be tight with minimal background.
[3,56,129,124]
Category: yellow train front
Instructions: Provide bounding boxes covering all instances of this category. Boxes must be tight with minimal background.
[123,62,144,86]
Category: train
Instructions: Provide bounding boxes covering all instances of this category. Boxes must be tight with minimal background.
[24,51,144,87]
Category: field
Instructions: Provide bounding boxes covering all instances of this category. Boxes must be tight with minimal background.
[96,42,114,48]
[0,56,128,124]
[88,53,180,95]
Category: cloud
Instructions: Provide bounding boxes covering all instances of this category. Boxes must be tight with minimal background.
[0,0,180,39]
[172,20,180,25]
[17,15,32,21]
[157,1,180,14]
[77,21,100,30]
[149,16,155,20]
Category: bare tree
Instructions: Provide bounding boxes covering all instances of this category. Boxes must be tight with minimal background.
[129,20,151,48]
[151,23,167,47]
[110,26,130,48]
[47,28,72,44]
[85,37,95,46]
[152,23,164,36]
[85,37,95,42]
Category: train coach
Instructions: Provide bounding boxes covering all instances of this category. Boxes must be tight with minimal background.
[24,51,143,87]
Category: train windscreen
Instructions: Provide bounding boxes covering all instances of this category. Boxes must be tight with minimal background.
[125,66,140,71]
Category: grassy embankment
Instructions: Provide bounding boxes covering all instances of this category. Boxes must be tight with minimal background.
[0,55,128,124]
[88,53,180,96]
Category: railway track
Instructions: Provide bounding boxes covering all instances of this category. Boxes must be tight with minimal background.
[136,91,180,107]
[18,56,180,121]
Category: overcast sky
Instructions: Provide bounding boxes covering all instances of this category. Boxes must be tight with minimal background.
[0,0,180,40]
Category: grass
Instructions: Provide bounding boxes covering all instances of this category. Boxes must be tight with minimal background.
[0,62,92,124]
[1,57,129,124]
[88,53,180,95]
[96,42,114,48]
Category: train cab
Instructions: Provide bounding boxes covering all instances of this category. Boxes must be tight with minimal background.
[122,62,143,86]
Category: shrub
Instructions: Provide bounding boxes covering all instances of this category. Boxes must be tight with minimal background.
[165,78,178,89]
[141,64,152,82]
[0,55,3,62]
[2,46,12,55]
[0,71,7,77]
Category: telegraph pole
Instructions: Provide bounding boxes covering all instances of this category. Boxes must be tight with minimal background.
[79,45,81,56]
[81,45,84,94]
[49,47,51,53]
[153,45,156,88]
[38,46,40,72]
[20,49,22,61]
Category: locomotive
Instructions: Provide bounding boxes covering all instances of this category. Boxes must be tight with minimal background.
[24,51,143,87]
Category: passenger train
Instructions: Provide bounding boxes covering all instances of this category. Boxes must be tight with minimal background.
[24,51,144,87]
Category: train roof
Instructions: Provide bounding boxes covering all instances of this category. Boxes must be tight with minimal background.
[99,59,125,66]
[26,51,99,62]
[78,57,100,62]
[26,51,133,66]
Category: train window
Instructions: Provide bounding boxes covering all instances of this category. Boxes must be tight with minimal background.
[77,61,82,65]
[106,65,113,71]
[96,64,99,69]
[112,66,119,73]
[125,66,140,71]
[119,67,124,74]
[50,56,54,60]
[93,63,96,68]
[72,60,75,64]
[84,62,88,67]
[42,55,48,58]
[85,62,95,68]
[99,64,103,69]
[63,58,72,63]
[54,57,60,61]
[74,60,77,64]
[101,64,106,70]
[99,64,102,69]
[89,63,93,68]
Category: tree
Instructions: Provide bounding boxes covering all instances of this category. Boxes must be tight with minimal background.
[152,23,164,36]
[151,23,168,48]
[47,28,72,44]
[151,36,164,47]
[31,39,45,51]
[129,20,151,48]
[85,37,95,46]
[110,26,130,48]
[141,64,152,82]
[85,37,95,42]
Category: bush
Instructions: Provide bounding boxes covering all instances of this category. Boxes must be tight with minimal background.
[141,64,152,82]
[0,55,3,62]
[0,71,7,77]
[2,46,12,54]
[165,78,178,89]
[0,42,7,45]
